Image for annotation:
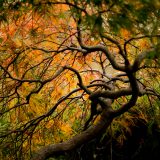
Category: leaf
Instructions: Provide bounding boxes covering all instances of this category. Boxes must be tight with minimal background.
[0,37,3,43]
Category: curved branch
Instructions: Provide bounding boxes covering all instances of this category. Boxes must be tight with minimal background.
[83,45,126,71]
[112,72,139,117]
[100,34,126,60]
[64,66,92,94]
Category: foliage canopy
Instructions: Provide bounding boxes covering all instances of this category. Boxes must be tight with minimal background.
[0,0,160,160]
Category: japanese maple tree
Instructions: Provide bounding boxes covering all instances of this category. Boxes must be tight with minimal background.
[0,0,160,160]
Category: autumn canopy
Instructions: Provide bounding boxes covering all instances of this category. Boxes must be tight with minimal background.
[0,0,160,160]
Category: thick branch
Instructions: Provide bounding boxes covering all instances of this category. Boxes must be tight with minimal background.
[32,107,114,160]
[90,88,132,99]
[83,45,126,71]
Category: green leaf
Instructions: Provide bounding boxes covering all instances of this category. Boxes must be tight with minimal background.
[0,38,3,43]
